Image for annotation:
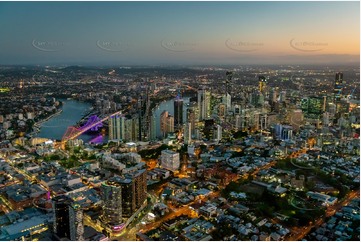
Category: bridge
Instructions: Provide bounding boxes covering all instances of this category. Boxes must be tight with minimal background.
[61,111,122,145]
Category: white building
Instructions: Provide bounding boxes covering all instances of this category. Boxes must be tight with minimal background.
[160,150,180,172]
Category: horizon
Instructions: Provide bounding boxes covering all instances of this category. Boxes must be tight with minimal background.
[0,1,360,66]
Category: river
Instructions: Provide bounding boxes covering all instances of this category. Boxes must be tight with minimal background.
[35,99,106,143]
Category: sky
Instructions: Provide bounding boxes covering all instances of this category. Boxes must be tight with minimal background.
[0,1,359,66]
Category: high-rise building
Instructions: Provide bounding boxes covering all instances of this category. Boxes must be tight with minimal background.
[274,124,293,140]
[186,105,197,136]
[197,89,211,120]
[101,178,123,225]
[222,93,232,113]
[126,169,147,212]
[118,178,134,219]
[121,115,140,142]
[334,72,343,102]
[52,195,71,240]
[160,150,180,171]
[109,115,121,141]
[184,122,192,144]
[149,114,157,140]
[281,126,293,140]
[160,111,174,137]
[214,124,222,142]
[69,203,84,241]
[258,76,267,93]
[174,91,183,129]
[53,195,84,241]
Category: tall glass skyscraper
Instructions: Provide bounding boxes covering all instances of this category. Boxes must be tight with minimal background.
[174,93,183,129]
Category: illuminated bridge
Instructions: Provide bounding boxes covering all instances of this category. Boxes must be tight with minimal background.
[61,111,122,144]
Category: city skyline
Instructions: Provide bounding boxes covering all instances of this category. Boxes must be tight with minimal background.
[0,1,359,65]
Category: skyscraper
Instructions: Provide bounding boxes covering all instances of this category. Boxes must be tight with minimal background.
[197,89,211,120]
[214,124,222,142]
[69,203,84,241]
[126,169,147,211]
[117,178,135,219]
[149,114,157,140]
[53,195,84,241]
[174,92,183,129]
[184,122,192,144]
[334,72,343,102]
[101,178,123,225]
[109,115,121,141]
[186,104,197,136]
[53,195,71,240]
[160,111,174,137]
[258,76,267,93]
[222,93,232,112]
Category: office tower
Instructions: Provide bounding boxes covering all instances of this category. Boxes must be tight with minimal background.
[149,114,157,140]
[109,115,121,140]
[101,178,123,225]
[334,72,343,102]
[281,126,293,140]
[258,76,267,93]
[187,105,197,136]
[160,111,168,137]
[226,71,233,94]
[69,203,84,241]
[197,89,211,120]
[52,195,71,240]
[250,91,264,108]
[274,124,293,140]
[259,113,268,130]
[184,122,192,144]
[160,150,180,171]
[222,93,232,112]
[174,92,184,129]
[160,111,174,137]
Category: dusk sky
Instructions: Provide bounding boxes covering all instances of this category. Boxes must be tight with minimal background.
[0,1,359,65]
